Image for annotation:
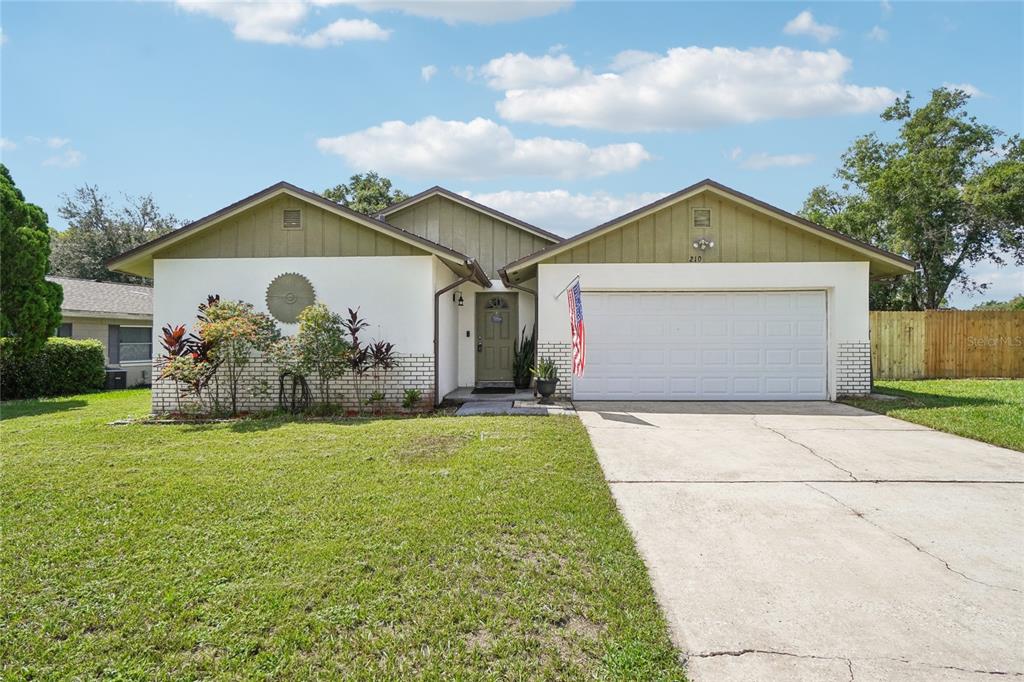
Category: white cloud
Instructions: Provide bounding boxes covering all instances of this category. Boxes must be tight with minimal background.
[727,146,743,161]
[43,146,84,168]
[175,1,390,47]
[0,26,7,45]
[461,189,667,236]
[316,116,650,180]
[881,0,893,16]
[494,47,898,132]
[46,137,70,149]
[866,25,888,42]
[479,52,579,89]
[943,81,987,98]
[346,1,572,25]
[783,10,839,43]
[0,137,15,151]
[421,64,438,82]
[739,152,815,170]
[608,49,659,71]
[548,43,567,54]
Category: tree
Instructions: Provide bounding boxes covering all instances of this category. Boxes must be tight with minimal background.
[197,299,280,415]
[801,88,1024,310]
[321,171,408,216]
[0,165,63,351]
[974,295,1024,311]
[50,185,180,284]
[293,303,350,407]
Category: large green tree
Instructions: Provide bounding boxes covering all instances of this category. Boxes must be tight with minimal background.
[322,171,408,216]
[50,185,179,284]
[801,88,1024,310]
[0,165,63,350]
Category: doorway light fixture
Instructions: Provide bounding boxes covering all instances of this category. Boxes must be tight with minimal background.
[454,291,465,307]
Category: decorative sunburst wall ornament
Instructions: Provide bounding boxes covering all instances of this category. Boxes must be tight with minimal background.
[265,273,315,323]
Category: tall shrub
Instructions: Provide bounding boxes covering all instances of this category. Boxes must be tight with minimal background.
[0,337,105,399]
[196,299,279,415]
[342,308,370,413]
[294,303,350,407]
[0,165,62,351]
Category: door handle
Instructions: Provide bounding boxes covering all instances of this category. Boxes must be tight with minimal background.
[477,336,483,352]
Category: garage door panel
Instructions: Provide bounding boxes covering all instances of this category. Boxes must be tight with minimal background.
[733,349,762,366]
[669,349,698,366]
[701,348,729,365]
[798,349,826,366]
[734,319,761,337]
[670,319,699,338]
[765,320,793,337]
[701,318,729,337]
[573,291,828,401]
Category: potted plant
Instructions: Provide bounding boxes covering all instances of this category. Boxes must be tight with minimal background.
[531,357,559,405]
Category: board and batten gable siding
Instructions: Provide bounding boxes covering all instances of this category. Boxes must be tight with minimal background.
[154,195,429,260]
[547,190,864,266]
[386,195,552,278]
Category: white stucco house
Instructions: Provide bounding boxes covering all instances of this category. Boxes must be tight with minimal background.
[107,179,914,413]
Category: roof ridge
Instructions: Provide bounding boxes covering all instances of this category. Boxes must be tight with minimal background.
[379,186,563,243]
[48,275,153,289]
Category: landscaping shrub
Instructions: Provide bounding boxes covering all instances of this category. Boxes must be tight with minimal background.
[0,337,106,399]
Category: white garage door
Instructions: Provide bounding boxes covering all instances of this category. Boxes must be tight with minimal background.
[574,291,828,400]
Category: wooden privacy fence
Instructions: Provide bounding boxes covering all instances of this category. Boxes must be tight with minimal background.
[870,311,1024,380]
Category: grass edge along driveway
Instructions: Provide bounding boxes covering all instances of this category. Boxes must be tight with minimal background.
[1,389,685,680]
[844,378,1023,452]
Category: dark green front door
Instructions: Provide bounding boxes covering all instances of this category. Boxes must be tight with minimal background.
[475,293,518,384]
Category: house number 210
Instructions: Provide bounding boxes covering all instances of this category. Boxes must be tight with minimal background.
[688,255,704,263]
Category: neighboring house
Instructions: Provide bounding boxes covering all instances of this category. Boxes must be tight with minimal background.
[48,276,154,387]
[107,179,913,413]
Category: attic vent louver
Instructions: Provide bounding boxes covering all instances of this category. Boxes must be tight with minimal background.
[283,209,302,230]
[693,207,712,228]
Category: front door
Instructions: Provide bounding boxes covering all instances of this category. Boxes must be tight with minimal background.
[475,293,518,385]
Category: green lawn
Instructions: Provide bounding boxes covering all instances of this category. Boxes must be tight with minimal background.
[1,390,684,680]
[844,379,1024,451]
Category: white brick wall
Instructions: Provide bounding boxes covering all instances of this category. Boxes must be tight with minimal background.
[152,354,434,415]
[835,341,871,397]
[536,342,573,399]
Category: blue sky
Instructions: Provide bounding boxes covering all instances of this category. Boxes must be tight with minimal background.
[2,1,1021,306]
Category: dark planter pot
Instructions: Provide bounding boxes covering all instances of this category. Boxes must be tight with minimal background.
[535,377,559,405]
[514,375,532,390]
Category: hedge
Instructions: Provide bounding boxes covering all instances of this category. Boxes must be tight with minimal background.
[0,337,107,400]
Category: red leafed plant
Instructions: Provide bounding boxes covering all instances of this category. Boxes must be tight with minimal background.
[159,324,189,357]
[157,295,226,414]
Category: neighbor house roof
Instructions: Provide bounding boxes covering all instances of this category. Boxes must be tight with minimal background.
[378,186,563,244]
[106,181,491,287]
[48,276,153,319]
[499,178,917,283]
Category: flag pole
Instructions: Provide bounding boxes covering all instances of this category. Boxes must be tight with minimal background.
[553,273,581,300]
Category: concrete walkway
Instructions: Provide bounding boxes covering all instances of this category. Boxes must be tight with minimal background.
[576,401,1024,681]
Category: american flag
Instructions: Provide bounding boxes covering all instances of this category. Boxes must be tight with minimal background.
[567,279,586,377]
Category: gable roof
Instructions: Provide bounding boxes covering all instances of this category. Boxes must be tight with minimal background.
[106,182,490,286]
[499,178,916,282]
[48,276,153,319]
[379,186,563,244]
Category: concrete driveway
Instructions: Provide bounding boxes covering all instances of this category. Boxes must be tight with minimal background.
[576,401,1024,681]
